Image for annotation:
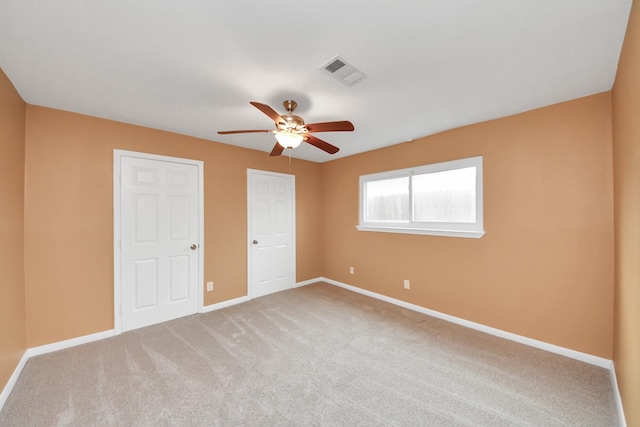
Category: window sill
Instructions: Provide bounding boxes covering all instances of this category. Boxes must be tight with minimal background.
[356,225,485,239]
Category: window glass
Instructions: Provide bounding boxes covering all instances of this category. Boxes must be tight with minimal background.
[365,177,409,222]
[412,167,476,223]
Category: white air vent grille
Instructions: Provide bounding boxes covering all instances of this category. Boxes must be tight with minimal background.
[321,55,367,87]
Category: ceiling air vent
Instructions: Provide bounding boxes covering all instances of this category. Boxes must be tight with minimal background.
[321,55,367,87]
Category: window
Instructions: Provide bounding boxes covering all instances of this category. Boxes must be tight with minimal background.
[357,156,484,238]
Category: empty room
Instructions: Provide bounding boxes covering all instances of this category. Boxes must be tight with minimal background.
[1,0,639,425]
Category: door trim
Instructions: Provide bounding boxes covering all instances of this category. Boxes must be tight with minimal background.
[247,168,296,299]
[113,149,204,334]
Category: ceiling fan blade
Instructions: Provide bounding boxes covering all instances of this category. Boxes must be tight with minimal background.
[218,129,272,135]
[305,121,355,133]
[270,142,285,156]
[250,101,285,125]
[304,134,340,154]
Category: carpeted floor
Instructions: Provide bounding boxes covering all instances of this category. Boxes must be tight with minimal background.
[0,282,619,426]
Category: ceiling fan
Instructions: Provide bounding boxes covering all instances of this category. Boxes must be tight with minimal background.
[218,100,354,156]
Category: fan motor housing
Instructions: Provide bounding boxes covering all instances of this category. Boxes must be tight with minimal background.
[279,114,305,131]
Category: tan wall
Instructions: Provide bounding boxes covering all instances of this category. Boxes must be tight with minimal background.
[612,0,640,424]
[0,69,27,391]
[24,106,323,347]
[322,93,614,358]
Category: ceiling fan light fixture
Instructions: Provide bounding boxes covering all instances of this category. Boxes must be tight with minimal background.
[275,130,303,149]
[219,100,349,156]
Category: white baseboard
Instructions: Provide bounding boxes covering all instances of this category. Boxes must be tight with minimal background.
[318,277,613,369]
[1,329,115,412]
[200,295,249,313]
[26,329,115,358]
[0,351,28,411]
[610,364,627,427]
[295,278,319,288]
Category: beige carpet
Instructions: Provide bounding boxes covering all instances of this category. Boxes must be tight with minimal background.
[0,282,618,426]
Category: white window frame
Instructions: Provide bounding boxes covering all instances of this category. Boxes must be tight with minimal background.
[357,156,485,238]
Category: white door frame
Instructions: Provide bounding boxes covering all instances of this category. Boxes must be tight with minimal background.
[247,168,296,299]
[113,149,204,335]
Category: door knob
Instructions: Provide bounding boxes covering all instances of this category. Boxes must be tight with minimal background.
[252,240,259,244]
[190,244,197,250]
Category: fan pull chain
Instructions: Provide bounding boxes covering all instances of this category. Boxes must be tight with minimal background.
[288,148,292,173]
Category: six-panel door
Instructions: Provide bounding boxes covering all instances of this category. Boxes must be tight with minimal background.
[120,156,199,331]
[249,171,295,298]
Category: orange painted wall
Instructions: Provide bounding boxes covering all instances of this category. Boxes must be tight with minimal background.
[24,106,323,347]
[0,69,27,391]
[612,0,640,424]
[322,93,614,358]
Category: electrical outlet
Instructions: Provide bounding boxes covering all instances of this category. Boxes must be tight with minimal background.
[349,266,355,274]
[403,279,410,290]
[206,281,214,292]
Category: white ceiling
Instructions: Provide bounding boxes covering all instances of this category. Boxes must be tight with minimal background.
[0,0,632,163]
